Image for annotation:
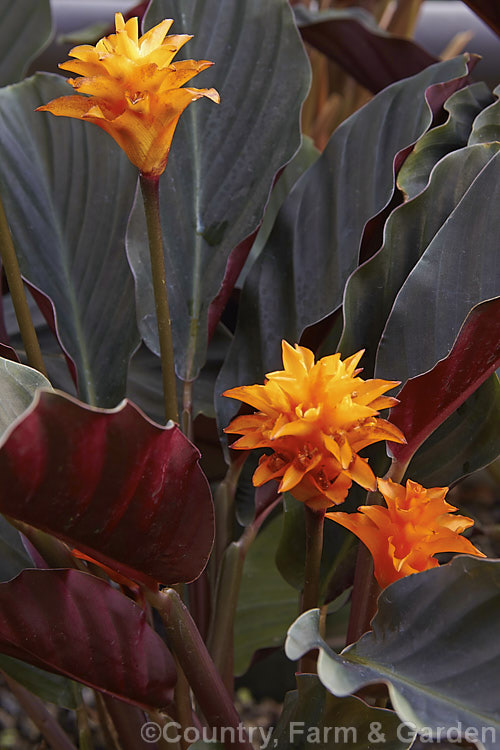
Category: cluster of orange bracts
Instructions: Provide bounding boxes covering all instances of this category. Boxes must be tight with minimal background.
[37,13,219,178]
[224,341,484,589]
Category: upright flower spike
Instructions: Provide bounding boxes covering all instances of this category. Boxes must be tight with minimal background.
[327,477,485,588]
[223,341,405,510]
[37,13,220,178]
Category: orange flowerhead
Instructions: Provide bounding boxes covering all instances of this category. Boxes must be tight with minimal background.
[37,13,220,178]
[223,341,405,510]
[327,477,485,588]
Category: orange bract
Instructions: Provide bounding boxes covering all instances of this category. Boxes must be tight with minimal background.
[37,13,219,178]
[223,341,405,510]
[327,477,485,588]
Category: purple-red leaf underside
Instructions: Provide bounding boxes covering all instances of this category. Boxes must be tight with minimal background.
[207,230,258,343]
[298,16,438,94]
[0,344,20,363]
[207,165,287,343]
[0,390,214,586]
[27,280,78,387]
[359,55,479,267]
[388,298,500,464]
[463,0,500,37]
[359,55,479,270]
[0,568,175,709]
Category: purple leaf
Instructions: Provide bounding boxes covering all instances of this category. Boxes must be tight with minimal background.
[388,298,500,465]
[463,0,500,37]
[0,390,214,586]
[0,568,175,709]
[295,6,438,94]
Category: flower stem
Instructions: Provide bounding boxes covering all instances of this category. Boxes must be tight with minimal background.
[147,587,252,750]
[300,506,325,673]
[182,380,193,441]
[173,657,192,750]
[346,458,410,645]
[346,541,380,645]
[207,539,247,690]
[139,174,178,424]
[103,696,161,750]
[207,495,281,691]
[171,582,193,750]
[0,194,47,376]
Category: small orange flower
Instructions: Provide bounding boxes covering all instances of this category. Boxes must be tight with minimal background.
[223,341,405,510]
[37,13,219,178]
[327,477,485,588]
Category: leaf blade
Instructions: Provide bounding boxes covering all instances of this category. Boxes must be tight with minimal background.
[0,390,214,586]
[0,569,176,709]
[286,557,500,750]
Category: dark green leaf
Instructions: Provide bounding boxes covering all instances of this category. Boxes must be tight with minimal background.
[0,0,52,86]
[286,557,500,750]
[127,324,232,423]
[234,452,259,527]
[237,136,320,288]
[217,56,477,432]
[0,73,139,407]
[127,0,311,381]
[341,142,500,377]
[0,515,33,582]
[276,493,357,602]
[375,149,500,384]
[272,674,412,750]
[234,514,299,675]
[0,655,78,709]
[469,85,500,143]
[397,82,493,200]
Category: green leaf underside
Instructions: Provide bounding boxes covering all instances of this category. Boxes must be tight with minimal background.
[0,73,139,407]
[127,0,311,381]
[3,296,76,397]
[0,0,52,86]
[0,356,51,438]
[286,557,500,750]
[0,514,33,583]
[271,674,412,750]
[216,56,476,433]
